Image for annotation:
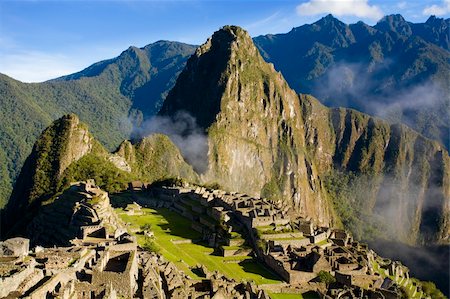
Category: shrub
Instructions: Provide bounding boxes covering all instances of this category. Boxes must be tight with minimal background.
[142,240,160,253]
[317,270,336,286]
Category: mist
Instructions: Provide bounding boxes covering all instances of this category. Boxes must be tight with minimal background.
[331,163,449,295]
[368,240,450,297]
[311,60,449,148]
[131,111,209,174]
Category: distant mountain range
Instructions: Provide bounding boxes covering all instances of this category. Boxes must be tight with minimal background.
[4,24,449,247]
[0,14,448,217]
[254,14,449,150]
[0,41,195,207]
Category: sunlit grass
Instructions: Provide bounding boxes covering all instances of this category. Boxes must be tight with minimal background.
[115,206,282,285]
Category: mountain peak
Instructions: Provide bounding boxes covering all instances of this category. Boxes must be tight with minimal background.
[375,14,412,36]
[159,25,262,129]
[425,15,448,26]
[4,114,95,233]
[196,25,253,56]
[314,13,344,27]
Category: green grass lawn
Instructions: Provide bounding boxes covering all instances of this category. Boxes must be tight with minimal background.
[115,206,282,285]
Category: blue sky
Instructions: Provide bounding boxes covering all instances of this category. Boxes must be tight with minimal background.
[1,0,449,82]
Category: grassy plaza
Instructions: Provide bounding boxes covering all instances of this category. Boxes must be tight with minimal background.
[115,204,282,285]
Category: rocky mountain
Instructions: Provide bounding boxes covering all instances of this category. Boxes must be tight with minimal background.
[254,14,450,150]
[1,15,448,245]
[160,26,450,245]
[0,41,196,207]
[2,114,197,237]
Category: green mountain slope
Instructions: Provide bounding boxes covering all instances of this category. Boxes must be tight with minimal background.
[160,26,450,245]
[254,14,450,150]
[3,114,197,236]
[0,41,196,207]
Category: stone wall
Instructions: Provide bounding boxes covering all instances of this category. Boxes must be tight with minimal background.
[261,232,304,240]
[0,260,36,298]
[92,250,138,298]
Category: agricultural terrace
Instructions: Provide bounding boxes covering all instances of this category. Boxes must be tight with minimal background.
[112,194,281,285]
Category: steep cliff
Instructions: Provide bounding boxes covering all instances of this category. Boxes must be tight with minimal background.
[301,95,450,243]
[4,114,95,234]
[160,26,450,244]
[160,26,336,226]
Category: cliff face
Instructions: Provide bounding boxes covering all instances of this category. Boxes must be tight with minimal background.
[4,114,94,233]
[301,96,450,243]
[161,26,450,244]
[332,110,449,244]
[161,26,336,226]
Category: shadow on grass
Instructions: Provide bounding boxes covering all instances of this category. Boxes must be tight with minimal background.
[238,260,282,281]
[154,209,202,240]
[302,291,321,299]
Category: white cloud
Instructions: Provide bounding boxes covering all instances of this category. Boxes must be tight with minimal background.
[423,0,450,16]
[0,43,127,83]
[0,51,84,82]
[296,0,384,20]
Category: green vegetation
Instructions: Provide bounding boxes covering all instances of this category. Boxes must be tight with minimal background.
[371,259,431,299]
[142,239,160,253]
[59,153,134,194]
[317,270,336,286]
[0,41,195,208]
[420,281,446,299]
[113,201,281,285]
[324,170,389,241]
[126,134,198,184]
[140,223,152,231]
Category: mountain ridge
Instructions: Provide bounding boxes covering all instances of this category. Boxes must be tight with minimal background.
[160,25,450,245]
[254,14,450,150]
[1,15,448,242]
[0,40,196,207]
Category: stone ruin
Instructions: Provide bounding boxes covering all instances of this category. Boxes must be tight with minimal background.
[0,237,29,258]
[0,180,431,298]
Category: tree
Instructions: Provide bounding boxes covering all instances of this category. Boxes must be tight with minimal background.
[317,270,336,286]
[142,240,160,253]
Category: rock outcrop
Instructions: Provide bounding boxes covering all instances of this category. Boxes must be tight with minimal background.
[161,26,334,226]
[4,114,95,232]
[160,26,450,244]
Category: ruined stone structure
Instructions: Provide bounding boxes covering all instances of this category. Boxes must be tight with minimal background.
[142,184,430,299]
[0,237,29,257]
[1,181,432,298]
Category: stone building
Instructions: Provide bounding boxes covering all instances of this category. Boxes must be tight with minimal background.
[0,237,29,257]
